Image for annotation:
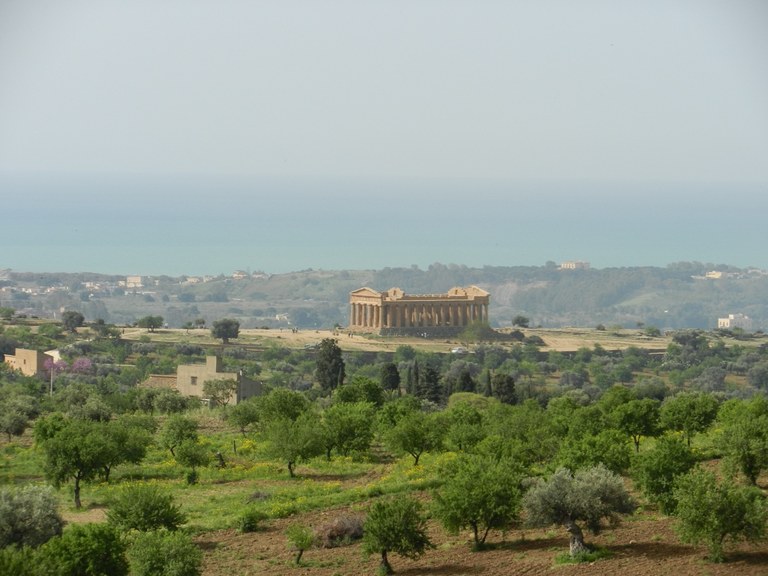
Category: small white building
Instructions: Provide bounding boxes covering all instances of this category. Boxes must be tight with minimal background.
[718,313,752,330]
[560,261,590,270]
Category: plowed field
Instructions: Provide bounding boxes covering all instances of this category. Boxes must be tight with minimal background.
[196,501,768,576]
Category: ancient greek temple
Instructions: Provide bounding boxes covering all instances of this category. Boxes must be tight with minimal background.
[349,286,490,336]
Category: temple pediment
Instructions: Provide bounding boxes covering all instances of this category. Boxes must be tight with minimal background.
[447,285,489,298]
[349,287,382,298]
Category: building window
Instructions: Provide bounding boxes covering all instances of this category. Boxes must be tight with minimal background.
[191,376,198,385]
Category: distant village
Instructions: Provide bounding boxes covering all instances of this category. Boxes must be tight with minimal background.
[1,263,766,332]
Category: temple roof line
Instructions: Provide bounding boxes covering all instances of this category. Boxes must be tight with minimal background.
[349,286,489,301]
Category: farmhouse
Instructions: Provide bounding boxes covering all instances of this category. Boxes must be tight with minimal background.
[349,286,490,336]
[3,348,56,377]
[140,355,262,406]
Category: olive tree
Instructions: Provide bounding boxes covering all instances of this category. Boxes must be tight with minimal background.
[523,465,635,558]
[362,496,433,574]
[0,485,63,548]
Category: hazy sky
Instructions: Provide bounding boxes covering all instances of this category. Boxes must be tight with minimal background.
[1,1,767,275]
[1,0,766,184]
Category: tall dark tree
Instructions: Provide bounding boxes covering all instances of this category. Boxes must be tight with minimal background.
[482,370,493,397]
[315,338,345,391]
[491,372,516,404]
[417,363,442,404]
[211,318,240,344]
[379,362,401,394]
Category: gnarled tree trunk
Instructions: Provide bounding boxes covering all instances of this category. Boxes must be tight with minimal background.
[565,520,589,557]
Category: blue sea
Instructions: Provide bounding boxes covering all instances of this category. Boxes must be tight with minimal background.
[2,172,767,276]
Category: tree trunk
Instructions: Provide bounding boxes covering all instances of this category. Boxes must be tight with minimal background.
[380,550,394,575]
[565,521,589,557]
[288,461,295,478]
[74,476,82,509]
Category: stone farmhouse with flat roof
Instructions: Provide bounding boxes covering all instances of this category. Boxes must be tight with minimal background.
[141,356,262,406]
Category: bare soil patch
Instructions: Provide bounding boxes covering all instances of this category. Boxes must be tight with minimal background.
[127,326,670,355]
[196,502,768,576]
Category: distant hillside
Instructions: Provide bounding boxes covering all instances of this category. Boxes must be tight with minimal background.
[2,262,767,330]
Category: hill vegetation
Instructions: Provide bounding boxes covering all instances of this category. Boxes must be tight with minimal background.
[2,261,767,331]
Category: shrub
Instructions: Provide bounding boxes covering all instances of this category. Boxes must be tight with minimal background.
[107,485,186,532]
[238,508,268,533]
[314,514,364,548]
[0,546,36,576]
[36,523,128,576]
[127,529,202,576]
[0,485,63,548]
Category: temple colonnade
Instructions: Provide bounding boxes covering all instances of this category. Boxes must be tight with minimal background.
[348,286,490,332]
